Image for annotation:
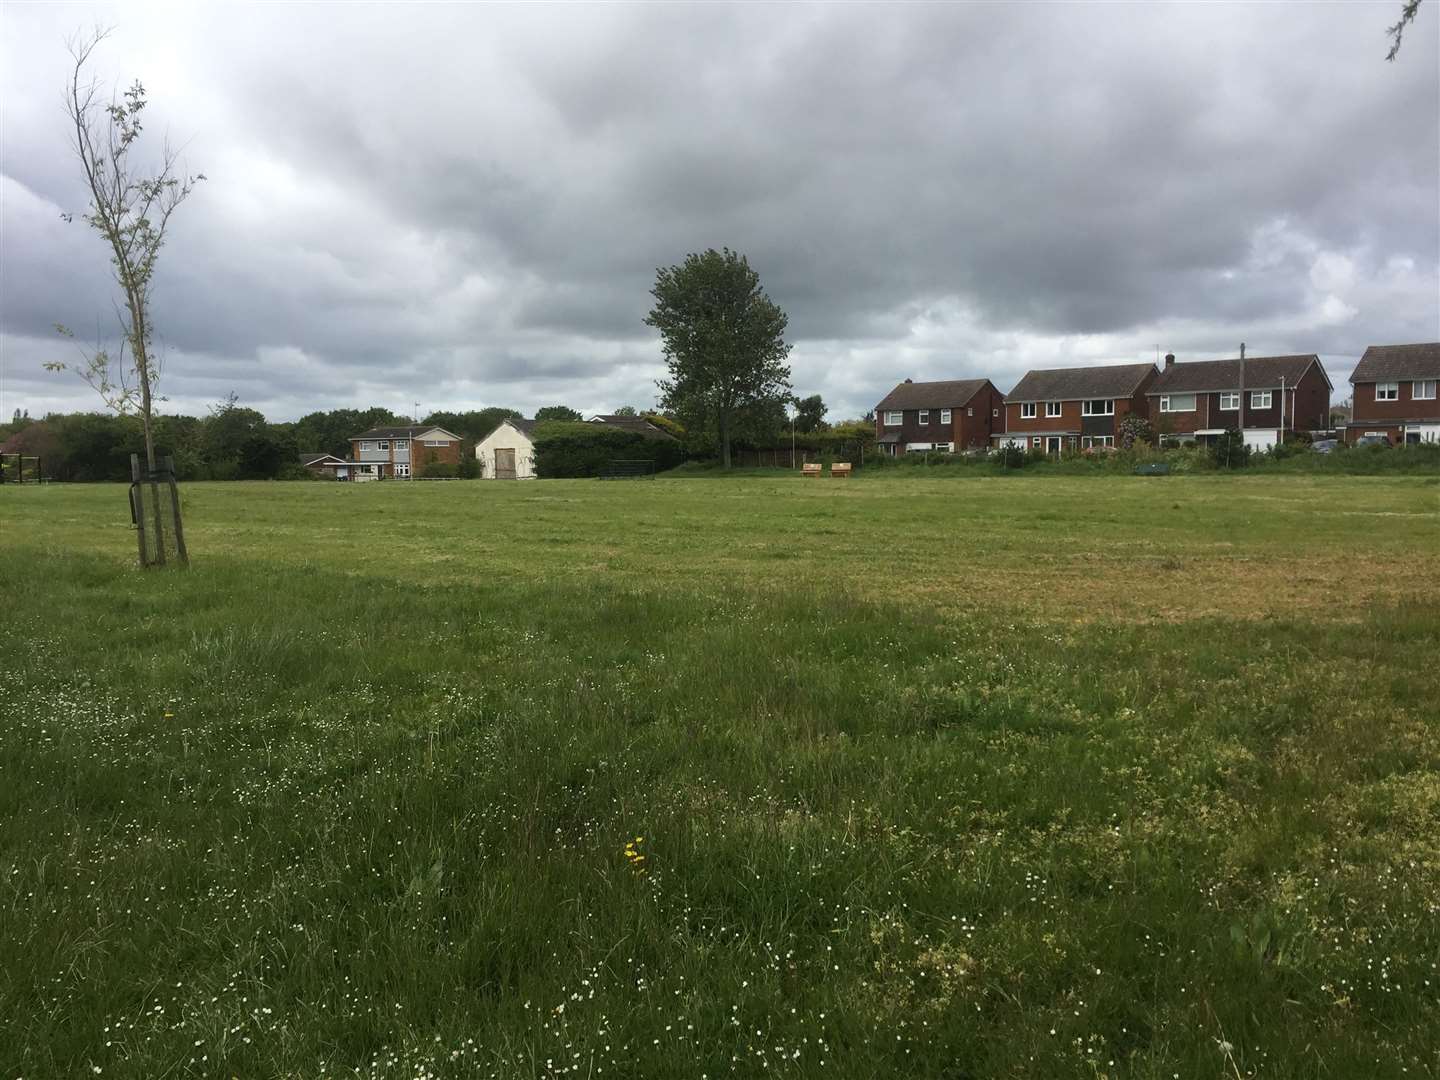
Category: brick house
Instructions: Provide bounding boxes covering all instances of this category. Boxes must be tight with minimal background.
[873,378,1004,454]
[1346,343,1440,445]
[997,362,1158,453]
[1146,352,1332,451]
[347,424,463,479]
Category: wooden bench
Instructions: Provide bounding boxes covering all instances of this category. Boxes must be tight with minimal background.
[802,463,822,477]
[830,462,853,478]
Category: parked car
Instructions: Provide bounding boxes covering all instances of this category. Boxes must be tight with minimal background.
[1354,434,1391,448]
[1311,439,1339,454]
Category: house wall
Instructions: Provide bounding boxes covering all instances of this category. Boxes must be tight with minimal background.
[476,425,537,479]
[411,438,461,475]
[1150,366,1330,436]
[1352,380,1440,423]
[874,406,968,450]
[956,385,1003,448]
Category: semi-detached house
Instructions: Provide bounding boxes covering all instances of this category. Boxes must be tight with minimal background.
[873,378,1003,454]
[1346,342,1440,445]
[1146,352,1332,451]
[997,362,1157,453]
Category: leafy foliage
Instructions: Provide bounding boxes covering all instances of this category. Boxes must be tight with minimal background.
[1118,413,1154,450]
[645,248,792,468]
[532,421,687,478]
[1212,428,1252,469]
[793,394,828,433]
[535,405,584,422]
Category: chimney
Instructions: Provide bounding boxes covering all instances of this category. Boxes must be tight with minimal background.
[904,377,913,383]
[1164,352,1175,369]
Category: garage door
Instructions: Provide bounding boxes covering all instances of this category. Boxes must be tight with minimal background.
[1242,429,1277,452]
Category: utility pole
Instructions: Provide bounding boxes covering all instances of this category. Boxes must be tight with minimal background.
[414,402,422,424]
[1238,342,1246,440]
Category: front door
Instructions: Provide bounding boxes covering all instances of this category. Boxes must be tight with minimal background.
[495,447,517,479]
[1045,436,1062,456]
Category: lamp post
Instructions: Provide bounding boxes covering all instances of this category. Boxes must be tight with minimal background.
[790,399,797,470]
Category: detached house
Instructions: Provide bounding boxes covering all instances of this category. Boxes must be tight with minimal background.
[1346,343,1440,445]
[1146,352,1332,450]
[347,424,463,480]
[873,379,1004,454]
[998,362,1157,453]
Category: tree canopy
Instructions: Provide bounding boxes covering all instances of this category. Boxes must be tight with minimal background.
[645,248,792,468]
[535,405,583,422]
[794,394,829,434]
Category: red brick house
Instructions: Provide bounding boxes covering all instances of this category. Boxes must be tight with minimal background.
[873,379,1004,454]
[1346,342,1440,445]
[347,424,463,479]
[997,362,1157,453]
[1145,352,1332,450]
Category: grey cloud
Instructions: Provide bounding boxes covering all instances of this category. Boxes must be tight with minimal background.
[1,2,1436,423]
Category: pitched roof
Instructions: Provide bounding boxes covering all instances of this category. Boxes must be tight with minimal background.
[875,379,989,411]
[351,425,461,441]
[589,416,678,440]
[1149,354,1325,395]
[1350,343,1440,383]
[1007,363,1156,402]
[299,451,344,466]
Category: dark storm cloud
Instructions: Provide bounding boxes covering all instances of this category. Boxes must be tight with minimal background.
[1,2,1436,422]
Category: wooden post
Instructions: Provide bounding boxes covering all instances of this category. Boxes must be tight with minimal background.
[130,454,149,567]
[166,456,189,566]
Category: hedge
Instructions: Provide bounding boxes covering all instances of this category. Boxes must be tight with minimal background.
[532,422,687,478]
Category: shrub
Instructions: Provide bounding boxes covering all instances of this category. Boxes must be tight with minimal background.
[420,461,458,479]
[994,443,1028,470]
[1211,429,1251,469]
[533,422,687,478]
[1118,414,1154,449]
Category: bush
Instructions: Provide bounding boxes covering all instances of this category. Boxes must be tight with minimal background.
[420,461,458,479]
[995,443,1028,469]
[533,422,687,478]
[1211,429,1251,469]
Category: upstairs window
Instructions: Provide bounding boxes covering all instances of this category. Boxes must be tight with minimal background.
[1020,402,1037,419]
[939,409,952,424]
[966,407,974,417]
[1045,401,1062,418]
[883,411,902,426]
[1081,399,1114,416]
[1411,380,1436,400]
[1219,393,1240,411]
[1160,394,1196,413]
[918,410,930,424]
[377,440,390,451]
[1250,391,1272,409]
[1376,382,1399,401]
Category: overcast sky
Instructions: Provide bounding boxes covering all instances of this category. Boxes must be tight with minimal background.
[2,3,1437,423]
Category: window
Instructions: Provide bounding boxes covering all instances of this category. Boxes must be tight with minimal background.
[884,411,902,426]
[992,408,999,418]
[918,410,930,424]
[1160,394,1196,413]
[934,443,953,453]
[424,439,447,446]
[378,440,390,451]
[1250,390,1271,409]
[940,409,952,424]
[395,439,409,449]
[1045,401,1062,418]
[360,441,375,452]
[396,464,410,477]
[1081,399,1114,416]
[966,407,974,417]
[1081,435,1115,448]
[1020,402,1037,419]
[1031,436,1043,447]
[1376,382,1399,401]
[1219,392,1240,411]
[1413,380,1437,400]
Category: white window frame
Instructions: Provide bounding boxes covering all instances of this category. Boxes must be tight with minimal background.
[378,440,390,451]
[939,409,952,424]
[918,409,930,424]
[1081,435,1115,448]
[1375,382,1399,401]
[1218,392,1240,411]
[1250,390,1272,409]
[1413,380,1437,401]
[360,441,375,452]
[1045,401,1062,418]
[934,443,953,453]
[1031,436,1043,447]
[424,439,447,446]
[1160,394,1196,413]
[395,439,409,449]
[396,463,410,477]
[1081,399,1114,416]
[883,411,902,426]
[1020,402,1037,419]
[992,408,999,418]
[966,407,974,417]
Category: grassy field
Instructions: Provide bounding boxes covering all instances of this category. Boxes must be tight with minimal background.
[2,473,1438,1078]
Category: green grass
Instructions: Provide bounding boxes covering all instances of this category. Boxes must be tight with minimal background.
[2,475,1438,1078]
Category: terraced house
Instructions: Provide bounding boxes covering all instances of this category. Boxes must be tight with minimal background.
[1346,342,1440,445]
[1146,351,1332,451]
[997,362,1157,453]
[873,378,1003,454]
[347,424,463,480]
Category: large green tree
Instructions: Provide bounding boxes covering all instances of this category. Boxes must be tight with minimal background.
[645,248,792,468]
[535,405,583,422]
[794,394,829,434]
